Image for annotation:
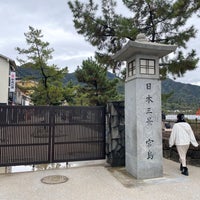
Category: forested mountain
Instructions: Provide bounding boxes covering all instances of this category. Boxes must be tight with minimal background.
[64,73,200,111]
[161,78,200,112]
[16,67,200,111]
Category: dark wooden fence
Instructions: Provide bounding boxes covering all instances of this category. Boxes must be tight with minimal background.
[0,106,105,166]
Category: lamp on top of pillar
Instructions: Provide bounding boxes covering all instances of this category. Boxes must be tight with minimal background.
[112,33,177,179]
[113,33,176,81]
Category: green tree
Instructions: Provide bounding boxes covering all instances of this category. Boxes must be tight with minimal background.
[16,26,67,105]
[68,0,200,78]
[63,81,84,105]
[75,58,121,106]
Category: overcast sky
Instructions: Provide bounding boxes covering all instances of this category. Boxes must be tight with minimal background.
[0,0,200,85]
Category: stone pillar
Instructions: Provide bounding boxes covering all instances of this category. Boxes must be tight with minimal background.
[112,33,177,179]
[125,78,162,179]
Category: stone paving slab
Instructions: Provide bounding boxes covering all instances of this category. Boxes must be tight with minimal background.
[0,159,199,200]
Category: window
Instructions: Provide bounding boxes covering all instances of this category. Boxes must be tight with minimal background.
[128,60,136,77]
[140,59,155,75]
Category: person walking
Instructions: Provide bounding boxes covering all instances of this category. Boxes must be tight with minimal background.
[169,113,199,176]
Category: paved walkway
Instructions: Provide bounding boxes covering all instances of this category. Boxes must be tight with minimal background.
[0,159,199,200]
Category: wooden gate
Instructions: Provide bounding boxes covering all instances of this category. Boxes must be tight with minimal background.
[0,106,105,166]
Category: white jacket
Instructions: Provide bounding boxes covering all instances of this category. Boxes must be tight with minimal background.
[169,122,199,147]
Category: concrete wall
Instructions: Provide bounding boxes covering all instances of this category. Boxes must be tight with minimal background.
[0,57,9,104]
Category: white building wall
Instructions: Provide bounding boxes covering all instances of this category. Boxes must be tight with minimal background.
[0,57,9,104]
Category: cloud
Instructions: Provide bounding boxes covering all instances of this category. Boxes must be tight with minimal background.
[0,0,200,83]
[0,0,96,72]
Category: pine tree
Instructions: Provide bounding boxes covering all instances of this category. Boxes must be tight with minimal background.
[16,26,67,105]
[62,81,84,105]
[75,58,120,106]
[68,0,200,79]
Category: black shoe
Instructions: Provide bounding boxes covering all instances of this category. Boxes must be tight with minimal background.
[180,164,183,171]
[181,167,189,176]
